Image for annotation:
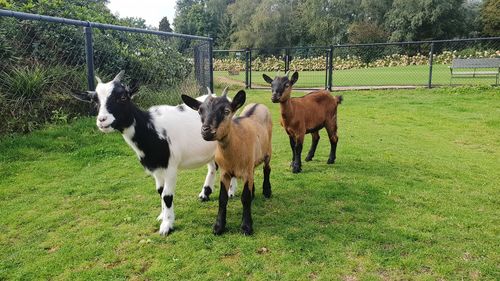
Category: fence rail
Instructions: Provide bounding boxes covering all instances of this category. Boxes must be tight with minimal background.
[214,37,500,90]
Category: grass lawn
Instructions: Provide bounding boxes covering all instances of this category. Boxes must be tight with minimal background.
[215,65,500,88]
[1,87,499,280]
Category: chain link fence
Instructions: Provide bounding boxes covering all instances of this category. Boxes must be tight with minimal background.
[214,37,499,90]
[0,10,213,134]
[213,49,247,90]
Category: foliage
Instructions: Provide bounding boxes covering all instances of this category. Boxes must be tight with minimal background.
[159,16,173,32]
[0,65,53,99]
[214,49,500,71]
[480,0,500,36]
[0,0,194,135]
[176,0,487,48]
[348,21,388,44]
[385,0,468,42]
[0,64,90,135]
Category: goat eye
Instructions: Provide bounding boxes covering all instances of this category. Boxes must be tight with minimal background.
[224,109,231,116]
[120,96,127,102]
[285,83,290,87]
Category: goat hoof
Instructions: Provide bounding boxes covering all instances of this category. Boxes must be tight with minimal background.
[292,166,302,173]
[213,221,225,235]
[263,189,272,199]
[241,224,253,235]
[159,221,174,236]
[228,187,236,198]
[199,186,212,201]
[327,159,335,164]
[305,155,313,162]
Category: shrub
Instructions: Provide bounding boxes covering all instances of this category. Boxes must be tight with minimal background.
[0,64,92,135]
[0,66,52,99]
[213,49,499,71]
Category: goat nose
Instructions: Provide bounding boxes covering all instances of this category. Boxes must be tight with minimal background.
[201,126,210,132]
[98,116,107,122]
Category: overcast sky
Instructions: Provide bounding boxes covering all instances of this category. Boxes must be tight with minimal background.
[107,0,177,29]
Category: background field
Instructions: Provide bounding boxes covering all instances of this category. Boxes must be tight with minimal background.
[215,65,500,88]
[0,87,499,280]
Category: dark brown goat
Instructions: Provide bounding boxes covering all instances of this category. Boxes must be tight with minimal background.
[263,71,342,173]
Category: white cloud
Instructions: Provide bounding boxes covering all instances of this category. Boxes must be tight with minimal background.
[107,0,177,28]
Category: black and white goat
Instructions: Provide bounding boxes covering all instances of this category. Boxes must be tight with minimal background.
[72,71,236,235]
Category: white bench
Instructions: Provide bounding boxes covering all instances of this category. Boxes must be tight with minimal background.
[449,58,500,85]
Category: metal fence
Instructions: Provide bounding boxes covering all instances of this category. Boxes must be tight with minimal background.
[214,37,500,90]
[0,9,213,109]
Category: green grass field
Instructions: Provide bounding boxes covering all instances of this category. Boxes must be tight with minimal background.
[1,87,499,280]
[215,65,499,88]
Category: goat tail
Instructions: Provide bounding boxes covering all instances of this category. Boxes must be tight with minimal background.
[335,95,343,105]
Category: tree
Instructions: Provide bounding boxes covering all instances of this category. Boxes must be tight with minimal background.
[481,0,500,36]
[227,0,260,48]
[385,0,468,42]
[216,12,234,49]
[359,0,392,24]
[348,21,387,44]
[174,1,209,35]
[299,0,362,45]
[159,16,173,32]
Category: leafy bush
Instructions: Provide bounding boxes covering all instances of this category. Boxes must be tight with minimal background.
[0,1,196,135]
[214,49,500,71]
[0,92,92,135]
[0,64,91,135]
[0,66,52,99]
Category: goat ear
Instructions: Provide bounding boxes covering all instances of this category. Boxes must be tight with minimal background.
[290,71,299,85]
[70,90,96,103]
[262,74,273,84]
[129,80,140,97]
[231,90,246,111]
[181,94,202,110]
[95,76,103,84]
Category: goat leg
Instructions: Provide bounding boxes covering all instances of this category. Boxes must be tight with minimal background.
[305,131,320,162]
[213,177,229,235]
[262,158,272,198]
[241,181,254,235]
[292,139,303,173]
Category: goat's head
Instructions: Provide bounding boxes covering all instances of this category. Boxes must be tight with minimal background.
[263,71,298,103]
[181,88,246,141]
[71,70,139,133]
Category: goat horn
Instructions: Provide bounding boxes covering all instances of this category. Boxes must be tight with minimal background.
[221,86,229,98]
[206,87,213,96]
[95,76,103,84]
[285,70,290,77]
[113,70,125,82]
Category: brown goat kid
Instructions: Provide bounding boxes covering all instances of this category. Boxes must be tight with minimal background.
[263,71,342,173]
[182,89,272,235]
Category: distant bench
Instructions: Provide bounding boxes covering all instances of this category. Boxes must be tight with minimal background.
[449,58,500,85]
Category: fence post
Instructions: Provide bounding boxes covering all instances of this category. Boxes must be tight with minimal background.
[84,26,95,91]
[428,42,435,88]
[328,46,334,91]
[285,48,290,73]
[324,50,329,89]
[249,49,252,89]
[245,48,250,89]
[208,39,214,93]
